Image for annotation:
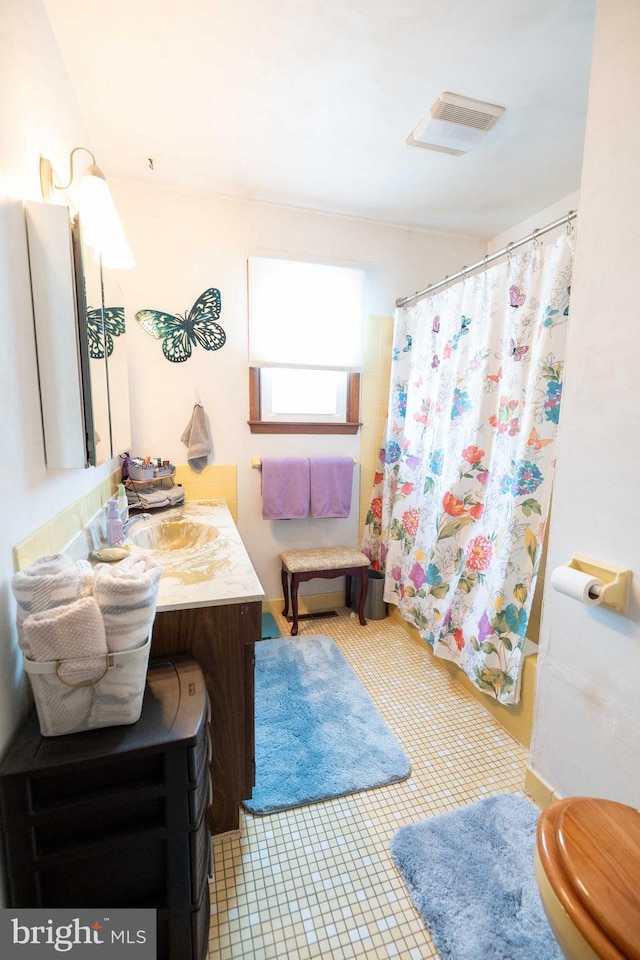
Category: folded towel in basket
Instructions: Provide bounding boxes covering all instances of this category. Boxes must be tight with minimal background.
[12,560,94,656]
[22,596,108,662]
[93,556,163,652]
[24,553,74,575]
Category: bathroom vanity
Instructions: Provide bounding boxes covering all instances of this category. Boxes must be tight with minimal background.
[128,501,265,834]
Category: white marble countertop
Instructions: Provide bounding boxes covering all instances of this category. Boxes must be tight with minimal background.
[126,500,265,612]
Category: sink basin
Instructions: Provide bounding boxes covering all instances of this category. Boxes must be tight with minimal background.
[128,518,219,551]
[126,512,231,584]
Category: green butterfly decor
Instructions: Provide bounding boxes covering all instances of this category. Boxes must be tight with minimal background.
[135,287,226,363]
[87,306,125,359]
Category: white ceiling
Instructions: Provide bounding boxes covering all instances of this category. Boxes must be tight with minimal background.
[43,0,595,239]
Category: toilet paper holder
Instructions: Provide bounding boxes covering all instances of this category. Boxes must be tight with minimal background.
[566,553,631,613]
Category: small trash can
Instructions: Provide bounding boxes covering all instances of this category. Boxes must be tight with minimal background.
[354,569,388,620]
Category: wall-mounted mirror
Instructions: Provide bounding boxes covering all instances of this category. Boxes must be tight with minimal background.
[82,241,110,466]
[25,201,131,468]
[101,265,131,457]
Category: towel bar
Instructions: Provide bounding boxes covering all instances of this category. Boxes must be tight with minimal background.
[251,456,357,469]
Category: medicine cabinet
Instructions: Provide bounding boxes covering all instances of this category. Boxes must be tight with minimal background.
[24,201,131,468]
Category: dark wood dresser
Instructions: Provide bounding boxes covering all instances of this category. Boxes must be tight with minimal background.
[0,657,211,960]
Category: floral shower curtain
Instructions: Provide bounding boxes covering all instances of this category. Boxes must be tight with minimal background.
[361,234,574,705]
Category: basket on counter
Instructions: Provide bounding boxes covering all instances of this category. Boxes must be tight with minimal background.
[23,638,151,737]
[128,460,175,481]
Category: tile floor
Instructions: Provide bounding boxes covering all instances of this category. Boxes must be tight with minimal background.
[208,608,529,959]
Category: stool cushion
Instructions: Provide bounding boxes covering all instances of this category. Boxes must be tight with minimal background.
[280,547,370,573]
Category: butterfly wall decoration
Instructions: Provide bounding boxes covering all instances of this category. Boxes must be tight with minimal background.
[86,306,125,359]
[135,287,226,363]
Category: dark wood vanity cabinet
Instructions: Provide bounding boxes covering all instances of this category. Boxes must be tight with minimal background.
[150,599,260,834]
[0,658,211,960]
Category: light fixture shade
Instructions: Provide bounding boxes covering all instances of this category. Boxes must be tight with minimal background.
[76,168,135,270]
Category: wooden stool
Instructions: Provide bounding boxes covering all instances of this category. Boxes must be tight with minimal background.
[280,547,370,636]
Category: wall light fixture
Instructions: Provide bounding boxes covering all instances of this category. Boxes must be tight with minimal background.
[39,147,134,269]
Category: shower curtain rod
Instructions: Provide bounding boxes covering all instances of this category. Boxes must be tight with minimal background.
[396,209,577,309]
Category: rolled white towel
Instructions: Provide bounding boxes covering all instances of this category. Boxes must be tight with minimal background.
[93,557,162,652]
[94,555,146,578]
[26,553,74,575]
[12,560,94,656]
[22,596,108,662]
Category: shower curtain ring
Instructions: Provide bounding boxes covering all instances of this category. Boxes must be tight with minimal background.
[506,241,514,262]
[532,228,541,250]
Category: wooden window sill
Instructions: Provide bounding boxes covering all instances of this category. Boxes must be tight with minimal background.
[247,421,361,435]
[249,368,361,435]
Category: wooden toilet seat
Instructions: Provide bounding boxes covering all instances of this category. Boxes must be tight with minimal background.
[537,797,640,960]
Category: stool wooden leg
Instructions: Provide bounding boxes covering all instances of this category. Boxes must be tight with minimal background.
[345,574,353,608]
[290,573,300,636]
[281,565,290,619]
[357,568,368,626]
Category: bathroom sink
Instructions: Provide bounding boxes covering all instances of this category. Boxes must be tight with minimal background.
[128,518,220,551]
[126,511,232,584]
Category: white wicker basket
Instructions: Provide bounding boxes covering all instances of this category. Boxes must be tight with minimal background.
[23,639,151,737]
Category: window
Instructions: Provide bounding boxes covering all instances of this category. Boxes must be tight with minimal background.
[247,257,364,434]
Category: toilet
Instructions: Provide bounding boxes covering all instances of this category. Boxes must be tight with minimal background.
[535,797,640,960]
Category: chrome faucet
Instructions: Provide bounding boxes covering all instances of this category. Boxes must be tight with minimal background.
[122,513,152,535]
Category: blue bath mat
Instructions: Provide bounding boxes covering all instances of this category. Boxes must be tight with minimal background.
[244,635,410,814]
[261,612,281,639]
[390,794,563,960]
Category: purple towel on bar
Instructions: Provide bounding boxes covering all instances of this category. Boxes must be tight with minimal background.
[310,457,354,518]
[261,458,310,519]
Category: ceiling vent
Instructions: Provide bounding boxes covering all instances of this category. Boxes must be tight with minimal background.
[406,92,505,155]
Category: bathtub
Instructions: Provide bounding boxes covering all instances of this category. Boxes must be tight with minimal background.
[390,607,538,748]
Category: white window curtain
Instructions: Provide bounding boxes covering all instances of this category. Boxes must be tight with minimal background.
[248,257,364,368]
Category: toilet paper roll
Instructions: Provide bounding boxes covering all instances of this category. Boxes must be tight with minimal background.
[550,566,603,605]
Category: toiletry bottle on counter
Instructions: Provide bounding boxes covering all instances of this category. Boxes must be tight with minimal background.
[117,483,129,523]
[107,498,124,546]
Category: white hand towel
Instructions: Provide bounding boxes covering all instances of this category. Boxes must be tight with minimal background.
[130,488,171,509]
[93,557,162,652]
[12,560,94,656]
[166,486,186,505]
[22,596,108,662]
[181,403,212,473]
